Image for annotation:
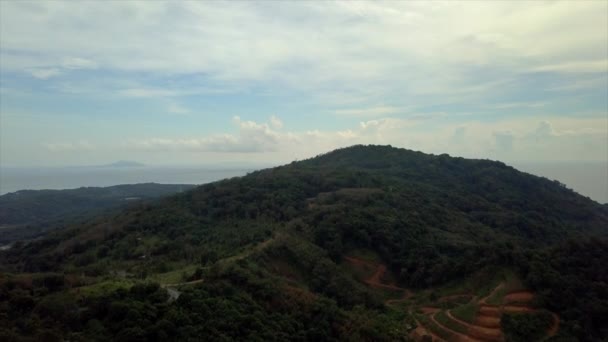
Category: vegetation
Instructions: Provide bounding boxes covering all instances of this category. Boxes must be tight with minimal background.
[451,302,479,323]
[486,286,507,306]
[502,311,554,342]
[415,314,453,341]
[435,310,468,335]
[520,238,608,340]
[0,145,606,340]
[0,183,195,244]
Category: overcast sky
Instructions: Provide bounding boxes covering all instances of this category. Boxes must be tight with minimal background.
[1,1,607,167]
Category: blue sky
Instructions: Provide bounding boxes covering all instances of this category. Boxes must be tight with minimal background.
[0,1,607,167]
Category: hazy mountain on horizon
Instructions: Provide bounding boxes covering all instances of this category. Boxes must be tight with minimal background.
[100,160,145,168]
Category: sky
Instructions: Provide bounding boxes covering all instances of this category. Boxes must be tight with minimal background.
[0,1,607,167]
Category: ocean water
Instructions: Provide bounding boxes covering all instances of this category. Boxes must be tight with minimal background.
[0,167,254,195]
[512,162,608,204]
[1,162,606,204]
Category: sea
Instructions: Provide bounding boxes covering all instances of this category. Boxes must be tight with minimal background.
[512,161,607,204]
[0,166,255,195]
[0,162,606,204]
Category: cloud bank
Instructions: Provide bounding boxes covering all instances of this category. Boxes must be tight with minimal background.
[1,1,606,167]
[2,1,606,102]
[84,115,607,163]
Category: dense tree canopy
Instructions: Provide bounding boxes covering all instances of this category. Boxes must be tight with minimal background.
[0,183,195,244]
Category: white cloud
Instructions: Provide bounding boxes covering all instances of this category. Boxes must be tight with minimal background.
[358,118,416,133]
[270,115,283,129]
[29,68,61,79]
[114,85,237,98]
[43,141,94,152]
[532,121,555,139]
[334,106,402,117]
[490,101,547,110]
[167,103,190,115]
[545,76,608,92]
[118,88,179,98]
[61,57,98,70]
[36,114,606,164]
[2,2,606,166]
[130,116,281,153]
[493,131,515,152]
[119,115,607,162]
[1,1,605,104]
[531,59,608,73]
[24,58,97,80]
[450,126,466,145]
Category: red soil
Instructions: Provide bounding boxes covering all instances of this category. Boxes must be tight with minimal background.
[367,263,385,283]
[420,307,441,315]
[437,294,474,303]
[445,310,503,341]
[503,305,535,313]
[413,283,562,342]
[429,312,483,342]
[344,258,560,342]
[343,256,375,268]
[474,315,501,329]
[479,305,501,317]
[547,312,560,337]
[503,291,534,304]
[365,264,406,291]
[344,255,410,292]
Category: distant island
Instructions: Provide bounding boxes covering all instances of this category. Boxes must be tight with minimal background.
[101,160,145,168]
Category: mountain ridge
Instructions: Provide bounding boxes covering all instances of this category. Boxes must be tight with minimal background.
[0,183,196,245]
[102,160,145,168]
[1,145,606,341]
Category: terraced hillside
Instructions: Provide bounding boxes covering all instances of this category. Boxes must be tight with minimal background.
[412,282,559,342]
[339,252,559,342]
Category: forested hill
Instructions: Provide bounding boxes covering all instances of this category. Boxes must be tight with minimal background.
[1,145,607,341]
[0,183,195,244]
